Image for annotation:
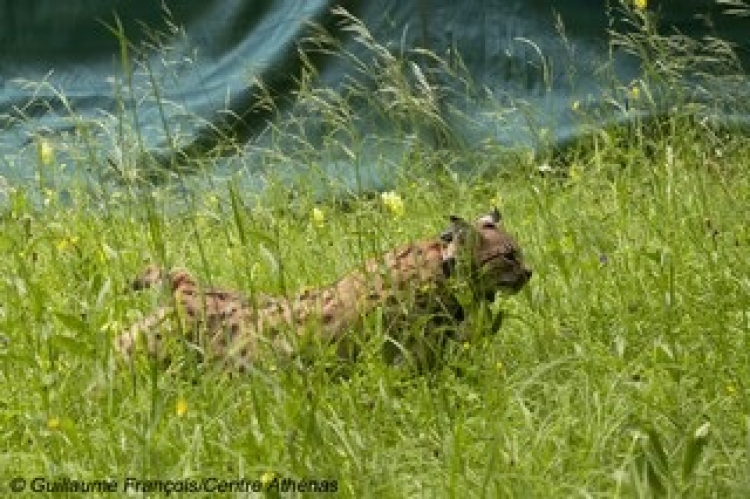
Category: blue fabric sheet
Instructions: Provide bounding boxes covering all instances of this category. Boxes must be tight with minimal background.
[0,0,747,189]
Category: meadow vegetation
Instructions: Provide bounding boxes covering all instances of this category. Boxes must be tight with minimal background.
[1,2,749,497]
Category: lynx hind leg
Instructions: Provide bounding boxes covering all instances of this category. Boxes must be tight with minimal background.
[113,306,174,361]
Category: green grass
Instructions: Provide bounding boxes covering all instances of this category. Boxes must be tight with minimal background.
[1,119,749,497]
[2,4,750,497]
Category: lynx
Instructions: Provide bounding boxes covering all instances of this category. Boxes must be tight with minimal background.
[114,208,531,371]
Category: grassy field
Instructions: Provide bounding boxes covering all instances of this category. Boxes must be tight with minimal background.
[1,118,749,497]
[2,5,750,498]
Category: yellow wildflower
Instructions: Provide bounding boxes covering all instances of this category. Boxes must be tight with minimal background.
[381,191,405,218]
[57,236,79,252]
[571,100,580,112]
[629,85,640,101]
[311,207,325,228]
[261,471,276,487]
[38,139,55,166]
[176,398,188,417]
[634,0,647,10]
[47,416,61,430]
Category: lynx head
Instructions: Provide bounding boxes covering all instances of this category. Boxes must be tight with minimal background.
[440,208,532,299]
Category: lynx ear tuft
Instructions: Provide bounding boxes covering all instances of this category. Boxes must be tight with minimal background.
[490,207,502,223]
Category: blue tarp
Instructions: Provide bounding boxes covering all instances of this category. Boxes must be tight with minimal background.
[1,1,748,189]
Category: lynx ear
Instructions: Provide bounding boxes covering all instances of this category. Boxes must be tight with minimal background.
[490,207,502,223]
[477,207,502,226]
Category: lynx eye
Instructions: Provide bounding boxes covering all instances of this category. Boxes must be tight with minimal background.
[440,230,455,243]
